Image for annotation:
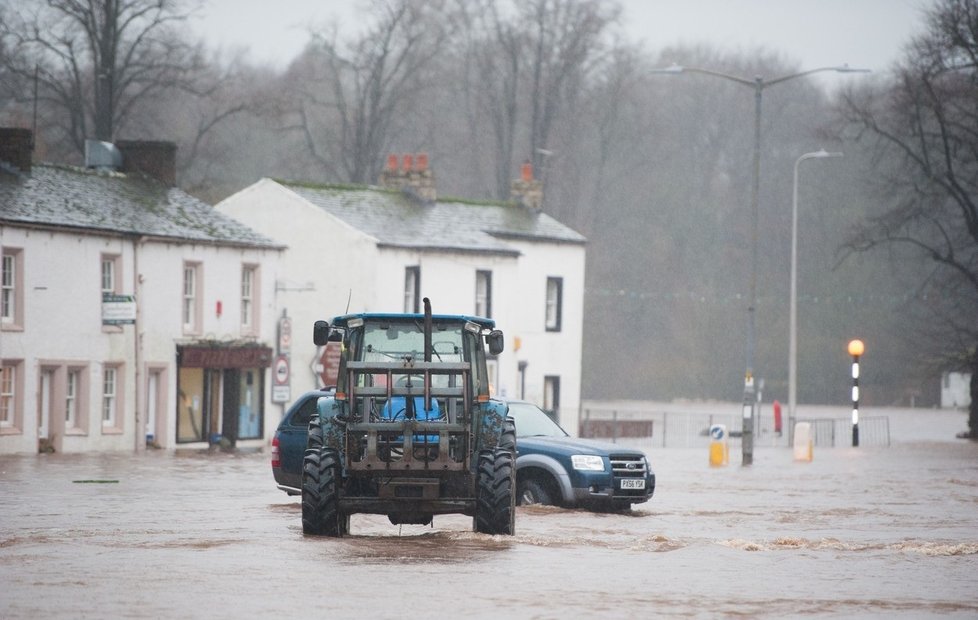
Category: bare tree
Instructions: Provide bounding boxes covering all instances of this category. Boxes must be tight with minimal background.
[0,0,205,156]
[288,0,448,185]
[460,0,524,200]
[522,0,618,176]
[836,0,978,436]
[446,0,617,201]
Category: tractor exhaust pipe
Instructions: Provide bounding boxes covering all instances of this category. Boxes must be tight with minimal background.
[423,297,432,363]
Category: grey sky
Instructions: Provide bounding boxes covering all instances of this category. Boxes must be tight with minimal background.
[192,0,933,74]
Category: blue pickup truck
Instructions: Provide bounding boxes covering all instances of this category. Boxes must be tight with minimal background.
[272,392,655,512]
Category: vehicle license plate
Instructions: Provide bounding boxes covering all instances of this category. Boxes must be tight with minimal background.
[620,479,645,489]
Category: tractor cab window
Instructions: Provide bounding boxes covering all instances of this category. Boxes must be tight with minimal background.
[361,321,465,364]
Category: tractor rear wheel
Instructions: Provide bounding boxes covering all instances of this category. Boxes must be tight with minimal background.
[301,448,345,536]
[307,418,324,453]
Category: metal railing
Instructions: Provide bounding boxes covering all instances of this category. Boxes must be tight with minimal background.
[794,416,890,447]
[579,407,891,449]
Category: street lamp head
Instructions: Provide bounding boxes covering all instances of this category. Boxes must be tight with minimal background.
[650,63,684,74]
[833,64,873,74]
[796,149,843,167]
[813,149,843,159]
[848,339,865,357]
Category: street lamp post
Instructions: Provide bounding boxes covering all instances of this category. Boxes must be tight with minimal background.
[651,63,869,465]
[789,150,842,438]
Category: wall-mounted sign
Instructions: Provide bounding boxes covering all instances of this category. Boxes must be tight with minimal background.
[102,293,136,325]
[278,316,292,355]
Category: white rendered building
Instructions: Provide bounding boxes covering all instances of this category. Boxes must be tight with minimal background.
[0,129,283,454]
[217,156,586,432]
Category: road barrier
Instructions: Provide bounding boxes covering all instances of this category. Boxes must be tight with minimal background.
[793,422,813,461]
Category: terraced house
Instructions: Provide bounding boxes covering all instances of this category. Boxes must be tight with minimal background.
[0,128,283,454]
[217,154,586,433]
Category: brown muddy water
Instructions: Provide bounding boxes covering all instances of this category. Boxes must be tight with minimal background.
[2,420,978,619]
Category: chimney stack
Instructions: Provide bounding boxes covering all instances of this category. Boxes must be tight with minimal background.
[116,140,177,186]
[510,160,543,211]
[0,127,33,175]
[379,152,436,202]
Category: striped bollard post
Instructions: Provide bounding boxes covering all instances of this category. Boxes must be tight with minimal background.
[848,339,865,447]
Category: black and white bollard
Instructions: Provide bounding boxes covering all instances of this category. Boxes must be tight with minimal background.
[848,339,864,447]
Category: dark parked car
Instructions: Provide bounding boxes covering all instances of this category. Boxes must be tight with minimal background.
[273,393,655,511]
[505,400,655,511]
[271,389,330,495]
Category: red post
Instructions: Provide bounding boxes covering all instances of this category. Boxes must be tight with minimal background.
[773,399,782,435]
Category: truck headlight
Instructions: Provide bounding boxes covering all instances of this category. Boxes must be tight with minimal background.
[571,454,605,471]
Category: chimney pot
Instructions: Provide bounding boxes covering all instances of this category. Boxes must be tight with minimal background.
[416,153,428,172]
[402,153,414,172]
[511,158,543,211]
[0,127,34,175]
[116,140,177,186]
[387,154,399,171]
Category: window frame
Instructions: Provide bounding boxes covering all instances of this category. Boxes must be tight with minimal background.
[182,262,202,336]
[240,264,259,335]
[404,266,420,313]
[475,270,492,318]
[0,360,24,434]
[1,247,24,330]
[101,253,123,333]
[545,276,563,332]
[544,375,561,422]
[64,365,89,434]
[101,254,121,295]
[101,363,124,433]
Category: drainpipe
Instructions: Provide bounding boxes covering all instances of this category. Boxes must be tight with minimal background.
[133,236,145,451]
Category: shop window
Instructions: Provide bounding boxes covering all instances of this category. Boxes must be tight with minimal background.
[177,360,266,444]
[177,367,208,443]
[237,369,263,439]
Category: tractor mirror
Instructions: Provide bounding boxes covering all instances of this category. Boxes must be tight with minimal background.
[486,330,504,355]
[313,320,330,346]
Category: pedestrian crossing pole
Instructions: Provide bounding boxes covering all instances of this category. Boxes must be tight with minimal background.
[848,339,864,447]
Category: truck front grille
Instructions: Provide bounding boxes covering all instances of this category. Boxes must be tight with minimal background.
[610,454,647,477]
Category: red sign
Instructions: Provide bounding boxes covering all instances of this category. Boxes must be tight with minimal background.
[273,355,290,386]
[319,342,341,388]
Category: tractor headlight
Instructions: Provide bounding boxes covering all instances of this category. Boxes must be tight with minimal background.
[571,454,605,471]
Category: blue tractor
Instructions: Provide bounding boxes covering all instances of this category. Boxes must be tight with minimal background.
[301,298,516,536]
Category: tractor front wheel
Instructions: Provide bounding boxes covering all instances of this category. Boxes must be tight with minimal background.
[301,448,345,536]
[474,447,516,535]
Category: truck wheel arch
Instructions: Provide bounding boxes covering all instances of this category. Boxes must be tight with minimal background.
[515,454,573,504]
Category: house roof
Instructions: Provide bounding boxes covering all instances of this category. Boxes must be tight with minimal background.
[279,180,586,256]
[0,164,282,248]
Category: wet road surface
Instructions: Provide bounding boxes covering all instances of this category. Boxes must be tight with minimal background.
[2,425,978,618]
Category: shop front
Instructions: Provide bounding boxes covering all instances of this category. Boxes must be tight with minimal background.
[176,343,272,447]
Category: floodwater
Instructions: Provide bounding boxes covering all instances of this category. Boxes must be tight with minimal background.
[2,408,977,619]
